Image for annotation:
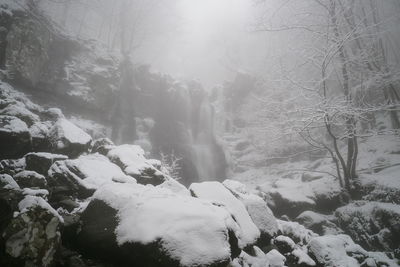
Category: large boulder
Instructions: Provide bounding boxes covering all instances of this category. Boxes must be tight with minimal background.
[335,201,400,253]
[0,115,31,159]
[223,180,278,243]
[1,195,62,267]
[76,182,241,267]
[48,118,91,157]
[25,152,68,176]
[0,158,25,176]
[190,181,260,249]
[107,144,166,185]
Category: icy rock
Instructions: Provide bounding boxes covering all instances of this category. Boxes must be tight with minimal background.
[223,179,278,242]
[48,154,134,200]
[76,182,240,267]
[25,152,68,175]
[49,118,91,157]
[2,196,62,267]
[335,201,400,252]
[0,115,31,159]
[265,249,286,267]
[13,170,47,189]
[190,181,260,249]
[308,234,398,267]
[296,210,343,235]
[107,144,166,185]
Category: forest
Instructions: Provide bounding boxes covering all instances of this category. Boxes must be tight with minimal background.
[0,0,399,266]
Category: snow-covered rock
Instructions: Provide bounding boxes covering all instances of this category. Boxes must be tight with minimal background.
[0,157,25,176]
[296,210,343,235]
[277,220,318,246]
[49,118,92,157]
[13,170,47,189]
[48,154,134,200]
[25,152,68,175]
[190,181,261,248]
[335,201,400,252]
[360,165,400,204]
[0,173,19,189]
[2,195,62,267]
[77,182,241,267]
[107,144,166,185]
[258,176,348,218]
[223,179,278,241]
[0,115,31,159]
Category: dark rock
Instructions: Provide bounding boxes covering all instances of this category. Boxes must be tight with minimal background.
[13,170,47,188]
[273,235,295,254]
[0,115,31,159]
[269,191,316,219]
[25,152,68,176]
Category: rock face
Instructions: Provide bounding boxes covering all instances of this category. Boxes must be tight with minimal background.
[335,201,400,253]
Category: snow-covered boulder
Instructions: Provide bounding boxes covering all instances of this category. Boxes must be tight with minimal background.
[308,234,397,267]
[13,170,47,189]
[190,181,261,249]
[48,154,134,200]
[223,179,278,242]
[76,182,241,267]
[335,201,400,252]
[277,220,318,246]
[49,118,92,157]
[296,211,343,235]
[25,152,68,175]
[107,144,166,185]
[0,115,31,159]
[1,195,62,267]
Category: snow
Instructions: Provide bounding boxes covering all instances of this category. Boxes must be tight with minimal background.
[0,174,20,189]
[25,152,68,161]
[156,179,190,196]
[50,118,92,148]
[223,179,278,237]
[335,201,400,223]
[18,195,63,223]
[190,181,260,248]
[48,154,135,190]
[93,182,239,266]
[107,144,164,177]
[0,115,29,133]
[14,170,46,181]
